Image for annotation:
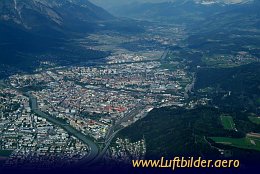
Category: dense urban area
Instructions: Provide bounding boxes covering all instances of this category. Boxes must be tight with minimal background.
[0,0,260,169]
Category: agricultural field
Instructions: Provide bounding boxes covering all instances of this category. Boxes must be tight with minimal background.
[249,116,260,125]
[210,134,260,151]
[220,115,236,131]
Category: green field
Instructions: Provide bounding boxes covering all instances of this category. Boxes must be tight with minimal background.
[257,98,260,105]
[210,136,260,151]
[249,116,260,125]
[0,150,12,157]
[220,115,236,130]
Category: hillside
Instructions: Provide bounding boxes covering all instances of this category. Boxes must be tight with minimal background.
[0,0,114,74]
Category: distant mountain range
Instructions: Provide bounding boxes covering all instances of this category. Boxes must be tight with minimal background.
[91,0,259,62]
[90,0,254,12]
[187,0,260,59]
[0,0,144,73]
[101,0,259,55]
[0,0,259,76]
[100,0,258,23]
[195,0,254,5]
[0,0,114,32]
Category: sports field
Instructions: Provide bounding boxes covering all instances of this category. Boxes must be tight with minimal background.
[220,115,236,130]
[210,134,260,151]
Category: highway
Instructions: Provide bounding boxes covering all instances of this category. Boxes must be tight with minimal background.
[87,106,148,167]
[3,49,170,167]
[82,50,170,165]
[105,105,145,139]
[161,48,170,60]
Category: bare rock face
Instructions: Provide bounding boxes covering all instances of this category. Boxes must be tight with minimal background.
[0,0,114,69]
[0,0,114,30]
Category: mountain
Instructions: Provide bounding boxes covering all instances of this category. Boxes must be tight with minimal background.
[0,0,114,32]
[103,0,256,23]
[91,0,253,10]
[101,0,259,58]
[187,0,260,58]
[194,0,254,5]
[0,0,116,74]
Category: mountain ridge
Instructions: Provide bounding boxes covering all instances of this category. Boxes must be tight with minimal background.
[104,0,258,24]
[0,0,116,73]
[0,0,114,32]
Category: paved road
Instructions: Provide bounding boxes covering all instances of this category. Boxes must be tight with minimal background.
[88,107,147,167]
[25,50,167,165]
[28,93,99,164]
[105,105,145,139]
[161,49,170,60]
[84,129,122,167]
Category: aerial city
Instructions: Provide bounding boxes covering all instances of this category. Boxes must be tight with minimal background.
[0,0,259,173]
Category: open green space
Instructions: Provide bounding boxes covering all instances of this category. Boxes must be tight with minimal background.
[256,98,260,105]
[160,63,178,71]
[210,136,260,151]
[249,116,260,125]
[220,115,236,130]
[115,107,234,158]
[195,63,260,113]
